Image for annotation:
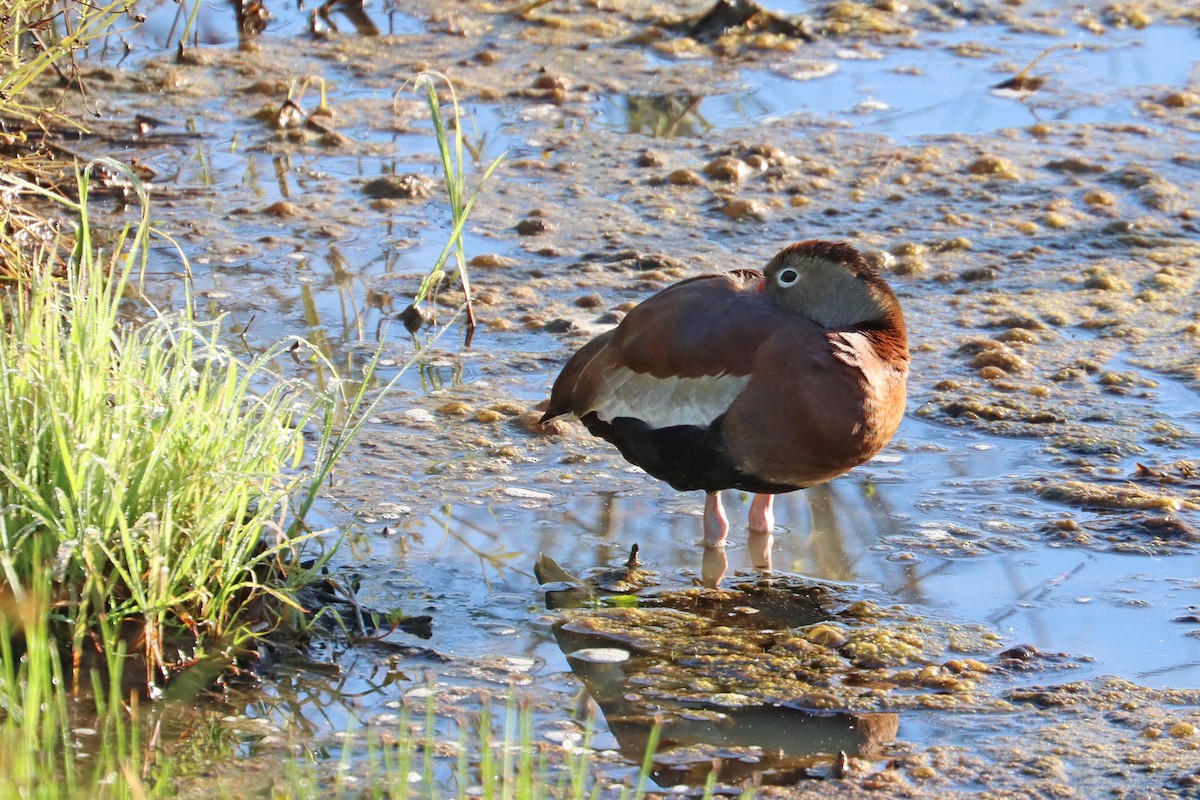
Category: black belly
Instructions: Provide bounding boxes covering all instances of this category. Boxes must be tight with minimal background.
[579,412,802,494]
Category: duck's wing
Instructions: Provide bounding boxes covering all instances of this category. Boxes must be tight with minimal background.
[543,271,787,428]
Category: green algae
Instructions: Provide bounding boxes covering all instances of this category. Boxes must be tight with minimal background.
[556,576,1008,715]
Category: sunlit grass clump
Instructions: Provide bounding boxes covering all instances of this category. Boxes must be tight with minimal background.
[0,170,348,694]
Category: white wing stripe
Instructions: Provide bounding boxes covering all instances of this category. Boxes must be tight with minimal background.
[589,368,749,429]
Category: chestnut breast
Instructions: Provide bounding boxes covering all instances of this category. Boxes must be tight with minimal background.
[721,323,908,487]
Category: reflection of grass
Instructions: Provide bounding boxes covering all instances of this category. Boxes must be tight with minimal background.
[271,695,714,800]
[623,93,708,138]
[404,71,505,339]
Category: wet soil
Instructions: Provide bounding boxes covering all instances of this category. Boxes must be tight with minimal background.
[33,0,1200,795]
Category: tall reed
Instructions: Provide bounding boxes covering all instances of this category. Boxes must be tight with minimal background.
[402,71,506,338]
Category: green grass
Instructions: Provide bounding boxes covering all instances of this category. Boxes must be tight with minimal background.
[0,0,132,129]
[0,162,363,694]
[0,157,396,794]
[0,73,576,799]
[404,71,506,336]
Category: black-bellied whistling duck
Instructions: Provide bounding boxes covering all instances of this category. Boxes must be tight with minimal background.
[541,240,909,547]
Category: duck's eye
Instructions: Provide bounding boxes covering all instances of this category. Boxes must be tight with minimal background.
[776,268,800,287]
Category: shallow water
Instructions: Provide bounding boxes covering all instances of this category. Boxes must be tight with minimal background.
[53,0,1200,793]
[343,412,1200,679]
[598,25,1200,140]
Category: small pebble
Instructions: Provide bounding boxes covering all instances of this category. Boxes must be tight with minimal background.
[362,174,436,199]
[966,155,1020,180]
[531,72,569,91]
[636,150,666,167]
[722,198,768,221]
[470,254,519,269]
[437,401,472,416]
[1169,722,1196,738]
[666,168,704,186]
[262,200,296,217]
[574,294,604,309]
[1161,91,1198,108]
[703,156,751,182]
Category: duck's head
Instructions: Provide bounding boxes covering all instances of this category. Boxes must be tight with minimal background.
[763,240,905,336]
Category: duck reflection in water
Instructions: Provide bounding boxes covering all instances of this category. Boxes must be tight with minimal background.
[702,526,773,587]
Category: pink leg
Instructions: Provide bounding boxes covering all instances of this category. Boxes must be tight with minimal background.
[702,491,729,547]
[749,493,775,534]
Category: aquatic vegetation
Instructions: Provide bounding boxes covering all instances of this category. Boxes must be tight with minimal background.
[550,576,1006,786]
[0,64,511,792]
[402,70,506,339]
[0,11,548,788]
[0,162,366,691]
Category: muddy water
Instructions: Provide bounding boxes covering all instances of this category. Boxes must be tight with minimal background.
[52,0,1200,794]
